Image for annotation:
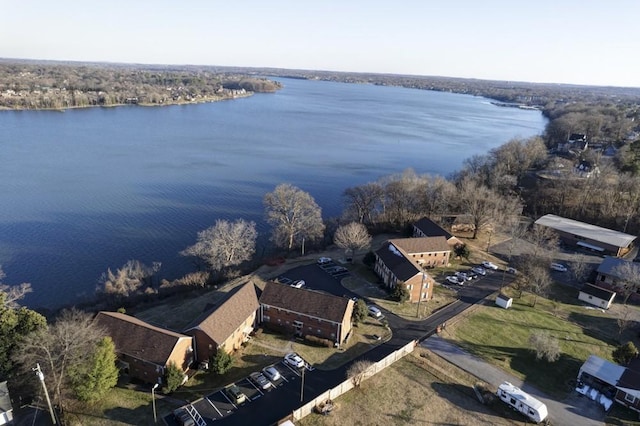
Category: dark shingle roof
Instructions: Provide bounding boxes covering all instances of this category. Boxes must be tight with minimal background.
[580,284,616,301]
[597,257,640,278]
[95,311,191,366]
[376,241,421,282]
[618,367,640,391]
[184,282,259,345]
[259,282,351,323]
[414,217,453,240]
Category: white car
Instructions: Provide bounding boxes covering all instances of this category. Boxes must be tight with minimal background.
[262,366,281,382]
[446,276,462,285]
[550,263,568,272]
[472,266,486,276]
[455,272,472,281]
[481,261,499,270]
[317,257,332,265]
[367,305,382,318]
[284,353,305,369]
[290,279,305,288]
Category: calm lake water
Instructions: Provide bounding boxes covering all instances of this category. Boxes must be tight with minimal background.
[0,78,546,309]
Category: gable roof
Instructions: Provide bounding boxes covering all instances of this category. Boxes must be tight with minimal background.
[535,214,636,248]
[597,257,640,278]
[579,355,625,387]
[414,217,453,240]
[260,282,352,323]
[389,237,451,255]
[580,284,616,301]
[375,241,421,282]
[95,311,191,367]
[184,282,259,344]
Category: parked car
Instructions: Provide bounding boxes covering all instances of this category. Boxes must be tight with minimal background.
[173,408,195,426]
[446,276,462,285]
[455,271,472,281]
[284,352,305,369]
[250,372,272,390]
[472,266,486,276]
[290,279,305,288]
[317,257,332,265]
[506,267,518,274]
[225,384,247,404]
[277,277,292,285]
[368,305,382,318]
[262,366,281,382]
[481,261,499,270]
[466,269,478,278]
[550,263,568,272]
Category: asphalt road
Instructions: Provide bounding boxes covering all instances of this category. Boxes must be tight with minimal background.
[203,263,511,426]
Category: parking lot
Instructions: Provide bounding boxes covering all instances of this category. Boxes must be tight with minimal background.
[164,358,314,425]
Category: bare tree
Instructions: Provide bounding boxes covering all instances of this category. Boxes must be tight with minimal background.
[181,219,257,275]
[529,331,560,362]
[0,266,33,308]
[334,222,372,261]
[515,255,552,307]
[525,224,559,262]
[346,359,374,389]
[13,309,106,410]
[342,183,383,225]
[264,184,325,251]
[611,261,640,305]
[617,305,634,341]
[97,260,161,297]
[568,255,593,283]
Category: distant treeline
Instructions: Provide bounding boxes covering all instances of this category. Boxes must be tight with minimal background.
[0,60,281,110]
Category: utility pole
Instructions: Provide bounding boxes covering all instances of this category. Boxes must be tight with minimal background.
[152,383,159,424]
[34,363,56,425]
[300,366,305,403]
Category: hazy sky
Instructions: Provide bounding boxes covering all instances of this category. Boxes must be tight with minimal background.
[2,0,638,87]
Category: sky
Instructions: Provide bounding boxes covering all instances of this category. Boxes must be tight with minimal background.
[2,0,639,88]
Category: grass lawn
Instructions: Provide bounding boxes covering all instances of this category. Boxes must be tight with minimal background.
[297,347,518,426]
[63,387,176,425]
[446,283,618,398]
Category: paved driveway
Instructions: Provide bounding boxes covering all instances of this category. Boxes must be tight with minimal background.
[423,335,606,426]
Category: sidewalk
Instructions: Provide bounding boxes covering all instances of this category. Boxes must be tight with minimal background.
[422,335,605,426]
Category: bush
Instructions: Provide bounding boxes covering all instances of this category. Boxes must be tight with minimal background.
[613,341,639,365]
[164,362,186,393]
[392,284,410,303]
[529,331,560,362]
[210,348,233,375]
[305,335,333,348]
[352,299,369,324]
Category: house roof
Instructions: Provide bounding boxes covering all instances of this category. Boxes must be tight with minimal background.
[95,311,192,367]
[597,257,640,278]
[580,284,616,301]
[579,355,625,387]
[534,214,636,248]
[0,381,11,414]
[184,282,259,345]
[259,282,352,323]
[413,217,454,240]
[376,242,422,282]
[389,237,451,255]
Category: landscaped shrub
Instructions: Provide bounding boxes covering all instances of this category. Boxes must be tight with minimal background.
[305,335,333,348]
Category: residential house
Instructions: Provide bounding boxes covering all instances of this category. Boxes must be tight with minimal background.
[558,133,588,152]
[577,355,640,413]
[374,238,445,302]
[95,311,194,385]
[0,381,12,426]
[578,284,616,309]
[184,282,260,363]
[534,214,636,257]
[595,257,640,302]
[413,217,462,248]
[615,359,640,413]
[258,282,353,346]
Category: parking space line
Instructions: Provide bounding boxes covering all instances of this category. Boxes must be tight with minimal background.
[282,361,301,376]
[222,391,237,409]
[205,396,223,417]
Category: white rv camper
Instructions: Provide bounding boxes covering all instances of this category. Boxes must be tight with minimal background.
[496,381,548,423]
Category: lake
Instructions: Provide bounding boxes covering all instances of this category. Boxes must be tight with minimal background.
[0,78,546,309]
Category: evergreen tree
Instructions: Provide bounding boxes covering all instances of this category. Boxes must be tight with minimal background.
[210,348,233,375]
[352,299,368,324]
[70,337,119,402]
[164,362,185,393]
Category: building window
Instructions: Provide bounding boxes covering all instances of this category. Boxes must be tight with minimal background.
[317,329,321,333]
[625,393,636,404]
[263,315,270,321]
[420,254,423,257]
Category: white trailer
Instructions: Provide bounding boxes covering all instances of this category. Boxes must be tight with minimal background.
[496,381,548,423]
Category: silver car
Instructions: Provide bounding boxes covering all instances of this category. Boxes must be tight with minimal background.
[263,366,281,382]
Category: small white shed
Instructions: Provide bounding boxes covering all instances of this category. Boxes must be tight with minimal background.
[579,284,616,310]
[495,293,512,309]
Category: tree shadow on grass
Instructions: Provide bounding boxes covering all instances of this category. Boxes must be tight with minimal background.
[568,311,629,346]
[430,381,520,420]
